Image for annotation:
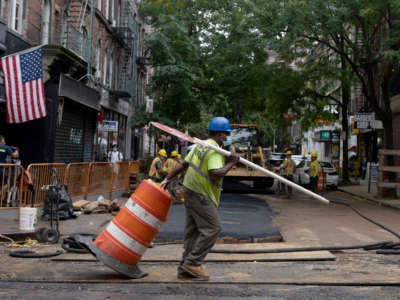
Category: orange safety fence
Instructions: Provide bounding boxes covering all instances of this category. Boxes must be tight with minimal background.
[0,164,24,209]
[1,161,141,209]
[87,162,114,199]
[64,162,90,199]
[26,163,67,207]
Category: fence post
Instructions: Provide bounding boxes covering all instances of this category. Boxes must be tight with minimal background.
[84,163,93,200]
[109,163,114,200]
[377,150,384,200]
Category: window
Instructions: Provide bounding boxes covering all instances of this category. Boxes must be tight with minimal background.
[103,54,108,86]
[97,0,102,11]
[105,0,109,20]
[109,54,113,88]
[95,41,101,79]
[10,0,24,33]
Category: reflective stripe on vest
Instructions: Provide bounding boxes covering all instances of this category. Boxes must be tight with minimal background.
[187,146,222,189]
[149,157,162,178]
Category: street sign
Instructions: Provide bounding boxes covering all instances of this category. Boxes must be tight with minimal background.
[354,113,375,122]
[99,120,118,132]
[320,130,331,141]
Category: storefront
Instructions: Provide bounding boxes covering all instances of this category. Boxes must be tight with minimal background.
[96,89,130,161]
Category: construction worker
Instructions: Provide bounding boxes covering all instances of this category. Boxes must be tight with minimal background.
[282,150,296,198]
[163,150,180,173]
[161,117,240,281]
[148,149,168,182]
[309,152,319,194]
[163,150,181,201]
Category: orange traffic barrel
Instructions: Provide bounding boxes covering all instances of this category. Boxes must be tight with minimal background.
[77,179,173,278]
[317,171,327,191]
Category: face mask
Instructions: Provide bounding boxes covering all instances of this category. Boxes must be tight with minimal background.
[223,136,232,147]
[113,148,117,151]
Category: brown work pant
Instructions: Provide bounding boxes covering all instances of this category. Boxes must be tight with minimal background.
[180,187,221,266]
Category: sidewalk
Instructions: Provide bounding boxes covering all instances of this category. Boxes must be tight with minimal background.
[338,181,400,210]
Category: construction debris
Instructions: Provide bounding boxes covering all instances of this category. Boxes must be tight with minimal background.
[73,200,90,211]
[73,198,127,214]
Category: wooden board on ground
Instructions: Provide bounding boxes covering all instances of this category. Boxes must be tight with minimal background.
[52,242,335,262]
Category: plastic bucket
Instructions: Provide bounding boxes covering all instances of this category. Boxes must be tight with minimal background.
[19,207,37,231]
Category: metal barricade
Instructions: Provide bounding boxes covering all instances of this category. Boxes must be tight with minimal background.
[64,162,90,199]
[26,163,67,207]
[87,162,113,199]
[0,164,24,209]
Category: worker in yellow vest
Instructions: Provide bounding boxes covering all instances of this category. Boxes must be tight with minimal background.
[160,117,240,281]
[309,152,319,194]
[148,149,168,182]
[162,150,181,201]
[282,150,296,198]
[163,150,180,173]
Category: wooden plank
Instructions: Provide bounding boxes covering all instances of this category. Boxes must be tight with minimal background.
[379,166,400,173]
[377,182,400,189]
[53,242,335,262]
[379,149,400,156]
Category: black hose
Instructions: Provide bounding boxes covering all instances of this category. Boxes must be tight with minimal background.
[329,199,400,240]
[209,196,400,254]
[9,250,63,258]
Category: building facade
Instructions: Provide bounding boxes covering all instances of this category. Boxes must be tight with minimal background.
[0,0,146,165]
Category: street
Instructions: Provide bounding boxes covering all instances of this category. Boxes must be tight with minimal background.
[1,189,400,299]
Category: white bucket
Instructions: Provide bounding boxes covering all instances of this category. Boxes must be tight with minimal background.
[19,207,37,231]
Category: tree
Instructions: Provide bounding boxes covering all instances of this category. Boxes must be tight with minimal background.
[253,0,400,151]
[138,0,274,128]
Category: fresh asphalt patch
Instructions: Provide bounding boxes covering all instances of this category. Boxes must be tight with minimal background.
[156,192,281,242]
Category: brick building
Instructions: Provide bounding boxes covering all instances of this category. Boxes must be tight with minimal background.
[0,0,147,166]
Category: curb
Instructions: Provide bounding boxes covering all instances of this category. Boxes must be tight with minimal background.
[337,188,400,210]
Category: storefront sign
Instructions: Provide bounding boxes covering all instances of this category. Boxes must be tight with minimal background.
[99,120,118,132]
[354,113,375,122]
[331,131,340,142]
[320,130,331,141]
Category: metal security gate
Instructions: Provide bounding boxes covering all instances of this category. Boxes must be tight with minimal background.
[54,99,96,162]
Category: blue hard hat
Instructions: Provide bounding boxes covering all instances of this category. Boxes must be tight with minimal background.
[208,117,232,132]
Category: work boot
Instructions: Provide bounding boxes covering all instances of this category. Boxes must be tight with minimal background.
[181,264,210,281]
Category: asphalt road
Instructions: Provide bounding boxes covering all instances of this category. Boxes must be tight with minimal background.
[1,282,400,300]
[157,192,281,241]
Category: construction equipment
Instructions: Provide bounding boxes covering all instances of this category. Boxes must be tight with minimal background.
[150,122,329,204]
[225,124,273,189]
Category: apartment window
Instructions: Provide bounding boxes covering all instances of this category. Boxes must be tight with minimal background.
[97,0,102,11]
[103,54,108,86]
[105,0,109,20]
[10,0,24,34]
[95,42,101,79]
[109,54,113,89]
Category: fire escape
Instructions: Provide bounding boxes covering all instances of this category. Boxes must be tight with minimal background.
[112,0,138,102]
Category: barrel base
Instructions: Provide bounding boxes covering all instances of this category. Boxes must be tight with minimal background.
[76,234,148,279]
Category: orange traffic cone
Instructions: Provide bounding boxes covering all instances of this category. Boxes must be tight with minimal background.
[78,180,173,278]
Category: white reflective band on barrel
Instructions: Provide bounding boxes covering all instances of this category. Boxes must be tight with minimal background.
[125,198,163,230]
[106,221,147,255]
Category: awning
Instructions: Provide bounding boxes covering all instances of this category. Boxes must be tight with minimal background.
[58,73,100,111]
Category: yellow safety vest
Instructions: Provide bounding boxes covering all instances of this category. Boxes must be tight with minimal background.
[163,158,179,173]
[283,158,296,175]
[183,139,224,207]
[309,160,319,178]
[149,157,163,179]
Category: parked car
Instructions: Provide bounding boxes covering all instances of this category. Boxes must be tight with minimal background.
[294,159,339,189]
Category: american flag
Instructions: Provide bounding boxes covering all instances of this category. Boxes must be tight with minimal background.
[1,46,47,123]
